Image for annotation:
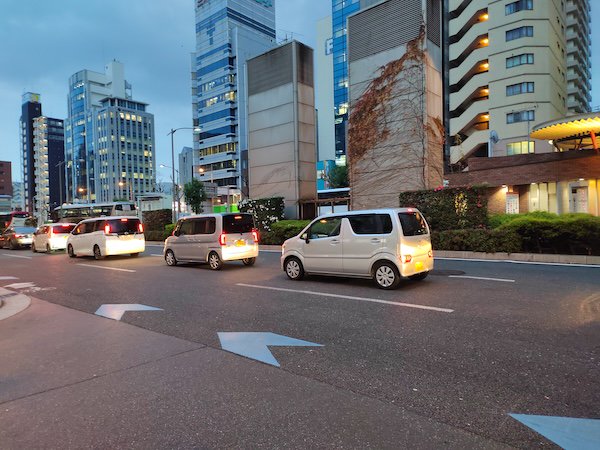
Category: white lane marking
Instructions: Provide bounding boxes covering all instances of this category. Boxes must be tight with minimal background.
[435,257,600,268]
[0,276,18,280]
[4,282,36,289]
[449,275,515,283]
[260,250,281,253]
[236,283,454,313]
[77,264,136,273]
[145,244,165,247]
[150,254,162,257]
[1,254,32,259]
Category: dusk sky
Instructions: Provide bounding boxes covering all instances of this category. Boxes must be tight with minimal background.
[0,1,598,183]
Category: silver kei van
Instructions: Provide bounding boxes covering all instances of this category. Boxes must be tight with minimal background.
[164,213,259,270]
[281,208,433,290]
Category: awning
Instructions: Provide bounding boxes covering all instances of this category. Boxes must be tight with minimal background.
[531,113,600,143]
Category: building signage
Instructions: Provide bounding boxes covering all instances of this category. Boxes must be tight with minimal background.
[325,38,333,55]
[506,193,519,214]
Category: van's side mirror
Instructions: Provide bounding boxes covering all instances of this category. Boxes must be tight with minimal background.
[173,230,180,237]
[301,233,309,243]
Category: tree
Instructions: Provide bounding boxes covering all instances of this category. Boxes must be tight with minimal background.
[326,164,349,188]
[183,178,207,214]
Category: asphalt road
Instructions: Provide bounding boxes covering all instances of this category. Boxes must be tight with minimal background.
[0,245,598,449]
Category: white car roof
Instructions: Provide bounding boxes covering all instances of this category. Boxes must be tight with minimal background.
[316,208,421,219]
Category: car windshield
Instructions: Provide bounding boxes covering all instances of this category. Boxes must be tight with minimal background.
[14,227,36,234]
[222,214,254,234]
[52,224,76,234]
[106,219,140,234]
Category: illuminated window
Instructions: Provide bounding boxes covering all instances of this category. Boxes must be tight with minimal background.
[507,141,534,155]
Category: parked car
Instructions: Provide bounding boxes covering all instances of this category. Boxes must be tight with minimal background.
[66,216,145,259]
[32,223,77,252]
[281,208,433,289]
[1,226,36,249]
[164,213,259,269]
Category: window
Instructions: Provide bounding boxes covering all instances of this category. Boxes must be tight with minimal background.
[308,217,342,239]
[348,214,392,235]
[178,220,194,235]
[398,212,428,236]
[506,26,533,41]
[507,141,535,155]
[506,0,533,15]
[222,214,254,234]
[192,218,216,235]
[507,110,535,123]
[506,53,534,68]
[506,82,534,96]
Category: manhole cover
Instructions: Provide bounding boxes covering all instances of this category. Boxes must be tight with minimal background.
[430,269,466,276]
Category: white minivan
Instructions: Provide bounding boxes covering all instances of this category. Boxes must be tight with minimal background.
[32,223,77,252]
[67,216,145,259]
[281,208,433,289]
[164,213,259,269]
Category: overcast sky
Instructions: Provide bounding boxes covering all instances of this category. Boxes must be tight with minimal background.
[0,1,598,184]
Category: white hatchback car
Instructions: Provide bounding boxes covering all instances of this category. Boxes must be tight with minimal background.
[164,213,259,269]
[32,223,77,252]
[281,208,433,289]
[67,216,145,259]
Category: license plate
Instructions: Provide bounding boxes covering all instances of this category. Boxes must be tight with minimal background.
[415,261,424,271]
[234,239,246,247]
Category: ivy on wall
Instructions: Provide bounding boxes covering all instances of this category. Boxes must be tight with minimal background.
[238,197,285,232]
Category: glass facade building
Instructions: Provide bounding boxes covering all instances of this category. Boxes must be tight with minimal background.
[193,0,276,194]
[332,0,361,159]
[19,93,42,214]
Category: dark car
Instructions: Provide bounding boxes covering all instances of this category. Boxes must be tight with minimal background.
[1,226,37,249]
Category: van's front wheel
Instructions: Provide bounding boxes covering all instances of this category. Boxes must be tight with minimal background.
[285,257,304,280]
[242,257,256,266]
[165,250,177,266]
[208,252,223,270]
[67,244,76,258]
[93,245,103,260]
[373,261,401,290]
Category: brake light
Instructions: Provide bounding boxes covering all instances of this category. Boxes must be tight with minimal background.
[104,224,111,235]
[252,229,259,243]
[234,215,242,220]
[402,255,412,263]
[428,250,433,258]
[219,233,226,246]
[15,234,24,238]
[138,223,144,233]
[49,227,54,237]
[121,218,128,222]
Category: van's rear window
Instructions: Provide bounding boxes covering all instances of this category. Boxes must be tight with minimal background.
[222,214,254,234]
[107,218,141,234]
[52,224,75,234]
[398,212,428,236]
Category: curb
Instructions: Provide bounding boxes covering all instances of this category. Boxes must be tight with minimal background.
[0,287,31,321]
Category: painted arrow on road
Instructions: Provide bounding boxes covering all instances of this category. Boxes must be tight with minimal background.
[218,332,322,367]
[510,414,600,449]
[95,304,163,321]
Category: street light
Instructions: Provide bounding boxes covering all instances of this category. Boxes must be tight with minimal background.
[167,127,201,223]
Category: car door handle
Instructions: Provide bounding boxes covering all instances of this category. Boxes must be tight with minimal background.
[370,238,381,243]
[330,239,340,244]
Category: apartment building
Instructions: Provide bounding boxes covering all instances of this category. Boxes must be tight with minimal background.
[447,0,592,169]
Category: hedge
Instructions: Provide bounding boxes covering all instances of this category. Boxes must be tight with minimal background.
[145,223,175,242]
[399,186,488,231]
[432,229,522,253]
[142,209,172,231]
[498,215,600,255]
[260,220,310,245]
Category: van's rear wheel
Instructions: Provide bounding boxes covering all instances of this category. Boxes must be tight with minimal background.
[67,244,76,258]
[285,257,304,280]
[409,271,429,281]
[165,250,177,266]
[130,253,140,257]
[46,244,51,253]
[373,261,401,290]
[208,252,223,270]
[242,257,256,266]
[93,245,103,260]
[31,242,37,253]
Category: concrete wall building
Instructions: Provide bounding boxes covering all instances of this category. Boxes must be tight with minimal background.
[93,97,156,203]
[0,161,12,200]
[447,0,591,169]
[65,61,133,202]
[315,15,336,163]
[178,146,194,189]
[247,40,317,219]
[33,117,65,222]
[347,0,444,210]
[193,0,276,198]
[19,93,42,214]
[11,182,24,211]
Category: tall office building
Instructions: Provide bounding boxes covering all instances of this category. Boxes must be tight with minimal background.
[65,61,133,202]
[93,97,156,203]
[33,116,65,221]
[0,161,12,209]
[315,15,335,163]
[178,146,194,189]
[447,0,591,170]
[565,0,592,113]
[19,93,42,214]
[193,0,276,197]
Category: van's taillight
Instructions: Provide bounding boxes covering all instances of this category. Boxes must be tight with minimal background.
[428,250,433,258]
[402,255,412,264]
[49,227,54,237]
[138,223,144,233]
[219,233,226,246]
[104,224,111,235]
[252,229,259,243]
